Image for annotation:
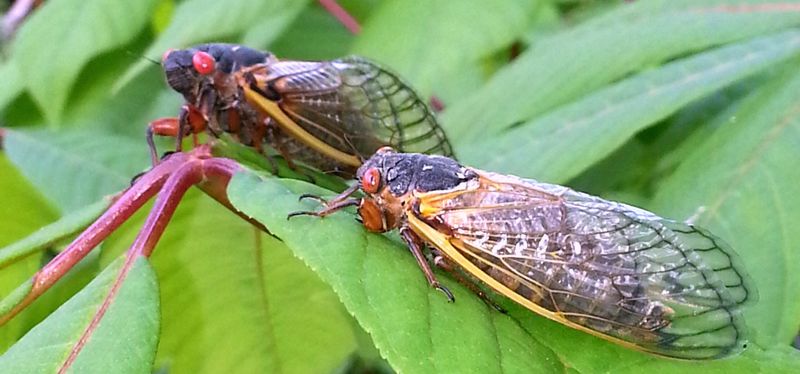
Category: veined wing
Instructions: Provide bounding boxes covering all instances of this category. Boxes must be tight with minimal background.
[255,57,453,159]
[412,170,756,360]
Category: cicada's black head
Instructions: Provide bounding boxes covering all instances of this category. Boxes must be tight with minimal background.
[161,43,274,102]
[357,147,475,198]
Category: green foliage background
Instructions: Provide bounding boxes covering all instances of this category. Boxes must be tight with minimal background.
[0,0,799,373]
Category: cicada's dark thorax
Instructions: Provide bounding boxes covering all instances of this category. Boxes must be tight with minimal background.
[359,152,472,196]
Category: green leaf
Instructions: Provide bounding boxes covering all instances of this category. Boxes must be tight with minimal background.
[459,29,800,183]
[240,1,310,48]
[0,257,159,373]
[0,154,58,351]
[115,0,310,92]
[0,62,24,112]
[0,154,59,251]
[269,4,355,60]
[650,62,800,348]
[3,129,148,212]
[352,0,538,98]
[228,171,563,374]
[99,191,357,373]
[11,0,158,123]
[442,0,800,144]
[0,200,106,272]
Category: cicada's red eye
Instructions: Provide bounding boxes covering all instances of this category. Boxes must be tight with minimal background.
[361,167,381,194]
[192,51,215,75]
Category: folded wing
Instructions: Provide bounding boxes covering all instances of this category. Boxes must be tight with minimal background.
[414,171,755,359]
[262,57,453,160]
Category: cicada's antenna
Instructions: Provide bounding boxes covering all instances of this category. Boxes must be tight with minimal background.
[126,50,161,66]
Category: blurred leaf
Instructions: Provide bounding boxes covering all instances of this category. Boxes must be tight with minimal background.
[69,62,173,140]
[11,0,158,123]
[460,30,800,183]
[241,1,309,49]
[0,62,23,112]
[0,200,106,271]
[61,45,163,130]
[3,129,148,212]
[98,190,357,373]
[115,0,310,91]
[336,0,386,21]
[151,0,176,34]
[269,4,355,60]
[0,199,107,351]
[0,257,159,373]
[353,0,538,98]
[0,154,57,352]
[443,0,800,144]
[651,62,800,348]
[0,155,59,250]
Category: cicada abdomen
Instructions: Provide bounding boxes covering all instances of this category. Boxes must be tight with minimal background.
[292,148,756,360]
[153,44,453,177]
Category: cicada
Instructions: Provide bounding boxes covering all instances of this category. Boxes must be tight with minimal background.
[290,148,757,360]
[152,43,453,176]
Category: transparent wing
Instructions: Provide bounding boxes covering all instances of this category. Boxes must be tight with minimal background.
[416,171,756,359]
[261,57,453,159]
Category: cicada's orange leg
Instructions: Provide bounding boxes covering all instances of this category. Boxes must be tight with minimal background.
[0,145,253,327]
[146,104,207,166]
[399,227,455,302]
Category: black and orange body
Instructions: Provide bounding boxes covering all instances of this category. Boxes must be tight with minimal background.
[151,44,453,176]
[292,148,757,360]
[150,44,274,161]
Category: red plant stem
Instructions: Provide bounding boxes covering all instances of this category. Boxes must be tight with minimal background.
[0,151,194,326]
[429,97,445,113]
[318,0,361,34]
[59,150,245,371]
[2,0,37,40]
[196,158,266,232]
[59,154,219,372]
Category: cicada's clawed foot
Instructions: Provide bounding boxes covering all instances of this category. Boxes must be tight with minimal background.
[487,298,507,314]
[433,282,455,303]
[298,193,327,204]
[129,171,147,186]
[286,210,319,220]
[287,183,361,220]
[434,255,505,313]
[287,197,360,220]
